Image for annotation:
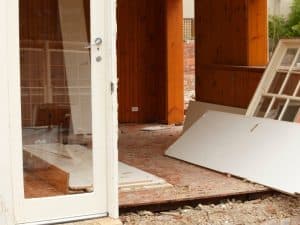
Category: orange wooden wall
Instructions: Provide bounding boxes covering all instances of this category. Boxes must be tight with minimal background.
[165,0,184,124]
[117,0,184,124]
[195,0,268,108]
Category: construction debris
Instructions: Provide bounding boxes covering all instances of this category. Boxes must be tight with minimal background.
[121,195,300,225]
[166,111,300,195]
[141,125,174,132]
[183,101,246,132]
[119,162,172,191]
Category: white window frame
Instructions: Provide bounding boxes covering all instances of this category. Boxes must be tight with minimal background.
[247,39,300,121]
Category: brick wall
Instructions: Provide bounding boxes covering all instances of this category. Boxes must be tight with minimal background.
[184,41,195,109]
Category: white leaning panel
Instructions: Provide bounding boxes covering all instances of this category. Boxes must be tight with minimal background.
[166,111,300,195]
[183,101,246,132]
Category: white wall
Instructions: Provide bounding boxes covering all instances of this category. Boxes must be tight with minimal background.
[184,0,293,18]
[268,0,293,17]
[183,0,194,18]
[0,0,15,224]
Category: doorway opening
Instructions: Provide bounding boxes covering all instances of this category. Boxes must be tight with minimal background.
[116,0,268,210]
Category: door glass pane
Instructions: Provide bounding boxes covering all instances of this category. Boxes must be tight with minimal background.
[20,0,93,198]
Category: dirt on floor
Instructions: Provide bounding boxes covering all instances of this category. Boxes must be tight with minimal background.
[119,124,267,207]
[120,195,300,225]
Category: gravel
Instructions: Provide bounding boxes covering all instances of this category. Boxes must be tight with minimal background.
[120,195,300,225]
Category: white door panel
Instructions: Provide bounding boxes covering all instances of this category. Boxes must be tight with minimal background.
[7,0,108,223]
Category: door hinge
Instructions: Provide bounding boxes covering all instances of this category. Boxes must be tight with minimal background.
[110,82,115,94]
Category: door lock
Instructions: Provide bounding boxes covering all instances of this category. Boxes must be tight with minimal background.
[96,56,102,62]
[95,37,102,46]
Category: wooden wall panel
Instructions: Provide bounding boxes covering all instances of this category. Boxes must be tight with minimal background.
[196,0,248,66]
[20,0,62,41]
[117,0,166,123]
[197,66,265,108]
[117,0,184,124]
[19,0,90,127]
[195,0,268,107]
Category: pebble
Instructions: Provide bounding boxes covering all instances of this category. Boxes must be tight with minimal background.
[138,211,154,216]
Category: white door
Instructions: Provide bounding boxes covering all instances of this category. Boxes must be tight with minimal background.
[8,0,109,223]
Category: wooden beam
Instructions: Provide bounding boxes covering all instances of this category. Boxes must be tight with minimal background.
[165,0,184,124]
[247,0,268,66]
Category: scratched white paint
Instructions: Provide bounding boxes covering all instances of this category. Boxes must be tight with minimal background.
[0,195,10,225]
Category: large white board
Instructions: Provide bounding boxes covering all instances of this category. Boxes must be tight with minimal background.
[183,101,246,132]
[166,111,300,195]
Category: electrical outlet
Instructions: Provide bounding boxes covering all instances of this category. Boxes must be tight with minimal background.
[131,107,139,112]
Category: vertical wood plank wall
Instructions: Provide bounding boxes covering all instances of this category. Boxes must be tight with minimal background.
[195,0,268,108]
[20,0,90,127]
[117,0,184,124]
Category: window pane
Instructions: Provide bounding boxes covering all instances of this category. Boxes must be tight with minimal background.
[20,0,93,198]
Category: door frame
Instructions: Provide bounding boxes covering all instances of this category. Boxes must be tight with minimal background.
[1,0,118,224]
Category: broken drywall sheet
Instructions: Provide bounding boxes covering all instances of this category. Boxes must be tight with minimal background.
[141,125,173,132]
[119,162,172,191]
[166,111,300,195]
[183,101,246,132]
[24,143,93,190]
[24,143,171,192]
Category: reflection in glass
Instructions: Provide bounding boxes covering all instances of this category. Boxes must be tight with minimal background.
[292,54,300,71]
[265,98,287,120]
[268,72,286,94]
[280,48,298,68]
[282,73,300,96]
[254,97,272,118]
[20,0,93,198]
[281,101,300,122]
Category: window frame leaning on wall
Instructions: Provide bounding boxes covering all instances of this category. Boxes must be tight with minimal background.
[247,39,300,122]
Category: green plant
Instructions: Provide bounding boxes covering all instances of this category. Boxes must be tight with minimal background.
[269,15,289,52]
[268,0,300,52]
[286,0,300,36]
